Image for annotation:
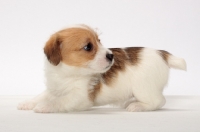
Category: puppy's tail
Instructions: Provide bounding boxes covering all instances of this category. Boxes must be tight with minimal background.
[158,50,187,71]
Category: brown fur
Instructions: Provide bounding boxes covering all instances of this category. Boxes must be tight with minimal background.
[125,47,143,65]
[158,50,171,64]
[44,27,99,66]
[90,48,128,101]
[101,48,127,85]
[101,47,143,85]
[44,34,62,65]
[89,81,102,101]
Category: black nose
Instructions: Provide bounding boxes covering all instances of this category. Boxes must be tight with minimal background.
[106,53,114,62]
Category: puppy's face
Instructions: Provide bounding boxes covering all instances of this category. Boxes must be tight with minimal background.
[44,25,113,73]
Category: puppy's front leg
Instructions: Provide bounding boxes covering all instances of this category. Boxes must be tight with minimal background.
[17,91,47,110]
[33,88,93,113]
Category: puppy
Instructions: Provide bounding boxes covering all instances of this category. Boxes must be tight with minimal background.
[17,25,186,112]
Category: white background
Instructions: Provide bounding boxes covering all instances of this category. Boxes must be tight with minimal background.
[0,0,199,95]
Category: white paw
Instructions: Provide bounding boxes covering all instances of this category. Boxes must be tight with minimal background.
[17,101,36,110]
[126,103,146,112]
[33,103,54,113]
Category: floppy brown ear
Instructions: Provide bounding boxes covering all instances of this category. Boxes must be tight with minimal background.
[44,34,62,65]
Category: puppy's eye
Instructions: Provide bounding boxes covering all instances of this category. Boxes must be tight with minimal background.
[84,43,93,51]
[98,39,100,42]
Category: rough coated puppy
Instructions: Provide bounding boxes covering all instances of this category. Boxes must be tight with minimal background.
[17,25,186,112]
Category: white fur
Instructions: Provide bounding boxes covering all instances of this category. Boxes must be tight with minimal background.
[17,41,112,113]
[168,55,187,70]
[18,61,93,112]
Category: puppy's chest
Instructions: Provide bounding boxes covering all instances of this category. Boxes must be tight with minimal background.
[62,77,89,87]
[47,74,90,94]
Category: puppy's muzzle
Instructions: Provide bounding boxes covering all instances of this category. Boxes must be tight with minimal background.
[106,53,114,62]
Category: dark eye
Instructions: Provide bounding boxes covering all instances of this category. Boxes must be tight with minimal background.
[98,39,100,42]
[84,43,93,51]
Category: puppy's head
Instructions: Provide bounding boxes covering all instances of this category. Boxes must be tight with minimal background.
[44,25,114,73]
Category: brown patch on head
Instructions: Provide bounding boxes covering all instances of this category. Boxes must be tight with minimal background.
[101,47,143,85]
[158,50,171,63]
[80,24,100,40]
[44,27,100,66]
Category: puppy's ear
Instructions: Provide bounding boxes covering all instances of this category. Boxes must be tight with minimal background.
[44,34,62,65]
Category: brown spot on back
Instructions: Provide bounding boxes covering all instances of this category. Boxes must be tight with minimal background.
[101,47,143,85]
[158,50,171,63]
[125,47,143,65]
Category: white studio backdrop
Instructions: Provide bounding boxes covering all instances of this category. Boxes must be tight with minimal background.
[0,0,199,95]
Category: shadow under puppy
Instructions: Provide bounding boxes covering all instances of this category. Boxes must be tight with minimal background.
[18,25,186,113]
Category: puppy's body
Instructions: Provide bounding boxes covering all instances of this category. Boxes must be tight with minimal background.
[18,25,186,112]
[92,47,186,111]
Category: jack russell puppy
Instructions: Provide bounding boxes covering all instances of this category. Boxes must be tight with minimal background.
[17,25,186,112]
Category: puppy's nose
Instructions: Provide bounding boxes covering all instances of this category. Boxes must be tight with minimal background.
[106,53,114,62]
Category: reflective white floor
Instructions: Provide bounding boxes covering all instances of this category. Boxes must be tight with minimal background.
[0,96,200,132]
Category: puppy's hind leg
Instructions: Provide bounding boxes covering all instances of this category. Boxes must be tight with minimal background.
[126,95,166,112]
[126,86,166,112]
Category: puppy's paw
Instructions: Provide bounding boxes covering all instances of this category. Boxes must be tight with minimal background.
[17,101,36,110]
[126,102,147,112]
[33,103,55,113]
